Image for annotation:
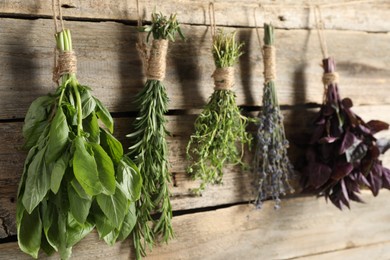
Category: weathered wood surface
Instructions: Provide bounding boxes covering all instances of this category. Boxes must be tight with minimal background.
[0,0,389,32]
[0,18,389,119]
[1,191,389,260]
[1,105,390,238]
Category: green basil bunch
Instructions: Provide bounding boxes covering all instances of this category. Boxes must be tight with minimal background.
[17,29,142,259]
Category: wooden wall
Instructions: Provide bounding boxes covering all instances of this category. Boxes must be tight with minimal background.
[0,0,389,259]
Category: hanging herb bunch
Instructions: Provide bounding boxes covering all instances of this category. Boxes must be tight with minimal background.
[17,25,141,259]
[186,29,253,193]
[302,57,390,209]
[127,12,184,259]
[254,24,294,209]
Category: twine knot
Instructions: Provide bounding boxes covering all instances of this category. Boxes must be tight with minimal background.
[322,72,339,85]
[146,39,168,81]
[53,50,77,83]
[263,45,276,84]
[212,67,234,90]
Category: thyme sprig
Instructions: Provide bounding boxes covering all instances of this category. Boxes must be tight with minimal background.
[254,24,294,209]
[127,11,183,259]
[186,30,253,194]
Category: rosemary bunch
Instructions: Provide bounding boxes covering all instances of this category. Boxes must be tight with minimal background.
[17,29,141,259]
[186,30,253,193]
[254,24,294,209]
[302,57,390,209]
[127,12,184,259]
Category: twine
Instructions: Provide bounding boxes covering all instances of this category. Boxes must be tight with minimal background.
[53,51,77,82]
[212,67,234,90]
[263,45,276,84]
[322,72,339,85]
[146,39,168,81]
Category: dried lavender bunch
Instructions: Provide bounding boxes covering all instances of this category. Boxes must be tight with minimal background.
[302,57,390,209]
[254,24,294,209]
[186,30,253,194]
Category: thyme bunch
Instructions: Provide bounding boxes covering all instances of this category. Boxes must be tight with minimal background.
[127,12,184,259]
[254,24,294,209]
[186,30,253,193]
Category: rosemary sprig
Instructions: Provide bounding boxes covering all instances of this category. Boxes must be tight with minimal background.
[186,30,253,193]
[127,12,184,259]
[254,24,294,209]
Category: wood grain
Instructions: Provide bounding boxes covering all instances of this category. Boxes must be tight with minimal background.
[1,105,389,238]
[0,18,389,119]
[0,0,389,32]
[1,191,389,260]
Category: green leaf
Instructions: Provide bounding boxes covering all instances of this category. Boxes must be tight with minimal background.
[100,128,123,165]
[41,234,56,256]
[71,179,92,200]
[68,183,92,224]
[23,96,53,149]
[94,97,114,133]
[96,187,128,229]
[66,214,94,247]
[117,203,137,241]
[90,143,116,195]
[42,200,59,251]
[18,145,38,197]
[83,112,100,143]
[51,151,70,194]
[18,206,42,259]
[117,157,142,201]
[81,91,96,119]
[45,107,69,163]
[73,136,104,196]
[22,147,51,214]
[93,205,115,238]
[103,229,120,246]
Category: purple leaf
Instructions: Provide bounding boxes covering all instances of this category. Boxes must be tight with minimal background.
[340,179,350,208]
[382,167,390,189]
[358,124,372,135]
[339,130,356,154]
[319,136,338,144]
[346,141,367,163]
[308,162,332,188]
[342,98,353,109]
[332,162,353,180]
[366,120,389,134]
[368,164,382,196]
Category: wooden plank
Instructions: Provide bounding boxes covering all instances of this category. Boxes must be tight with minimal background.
[297,241,390,260]
[1,105,390,238]
[0,231,133,260]
[0,191,389,260]
[0,0,389,32]
[0,18,389,119]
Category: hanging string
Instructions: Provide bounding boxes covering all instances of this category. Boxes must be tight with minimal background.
[253,5,263,51]
[135,0,149,75]
[314,5,328,59]
[52,0,77,83]
[208,2,216,39]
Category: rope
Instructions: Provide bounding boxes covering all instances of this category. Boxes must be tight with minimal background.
[146,39,168,81]
[212,67,234,90]
[263,45,276,84]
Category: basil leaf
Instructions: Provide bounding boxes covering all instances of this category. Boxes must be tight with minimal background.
[81,90,96,119]
[70,178,92,200]
[51,151,70,194]
[23,96,53,149]
[90,143,116,195]
[117,203,137,241]
[83,112,100,143]
[22,147,51,214]
[94,97,114,133]
[93,205,115,238]
[41,234,56,256]
[96,187,128,229]
[73,136,103,196]
[66,214,94,247]
[100,128,123,165]
[18,206,42,259]
[18,145,38,197]
[45,107,69,163]
[117,157,142,201]
[103,229,120,246]
[68,184,92,224]
[42,200,59,251]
